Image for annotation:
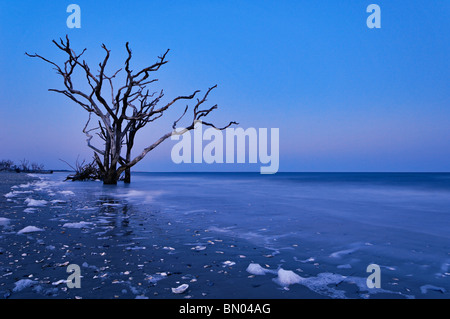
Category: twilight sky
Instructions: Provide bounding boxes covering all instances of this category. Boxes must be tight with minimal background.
[0,1,449,172]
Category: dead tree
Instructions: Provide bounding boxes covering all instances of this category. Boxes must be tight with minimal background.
[26,36,237,184]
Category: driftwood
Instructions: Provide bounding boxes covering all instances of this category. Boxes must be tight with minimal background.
[62,158,102,181]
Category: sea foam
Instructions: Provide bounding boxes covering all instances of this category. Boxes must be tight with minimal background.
[273,268,303,286]
[62,221,93,229]
[13,279,36,292]
[24,198,48,207]
[17,226,44,234]
[246,263,273,276]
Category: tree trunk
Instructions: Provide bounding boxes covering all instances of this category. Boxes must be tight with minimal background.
[123,168,131,183]
[103,168,118,185]
[124,129,135,184]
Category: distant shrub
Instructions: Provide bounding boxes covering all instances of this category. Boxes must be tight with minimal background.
[0,159,14,171]
[0,159,46,173]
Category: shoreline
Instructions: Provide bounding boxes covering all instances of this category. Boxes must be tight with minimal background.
[0,173,320,299]
[1,172,448,299]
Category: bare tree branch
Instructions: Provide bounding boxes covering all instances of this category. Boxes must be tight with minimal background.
[27,36,237,184]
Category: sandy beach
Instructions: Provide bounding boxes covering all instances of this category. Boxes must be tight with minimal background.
[0,172,317,299]
[1,172,449,299]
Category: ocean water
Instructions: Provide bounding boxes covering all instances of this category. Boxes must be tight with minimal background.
[1,172,449,299]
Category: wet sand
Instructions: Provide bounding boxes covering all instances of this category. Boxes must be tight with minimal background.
[0,172,320,299]
[1,172,447,299]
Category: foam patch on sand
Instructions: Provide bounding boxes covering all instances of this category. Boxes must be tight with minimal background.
[273,268,303,286]
[24,198,48,207]
[294,257,315,263]
[58,191,74,196]
[17,226,44,234]
[246,263,276,276]
[245,263,414,299]
[51,200,66,204]
[26,173,43,178]
[4,190,33,198]
[13,279,37,292]
[63,221,93,229]
[17,182,32,188]
[32,180,54,191]
[24,175,63,193]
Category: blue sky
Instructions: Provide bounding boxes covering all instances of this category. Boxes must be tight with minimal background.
[1,1,449,172]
